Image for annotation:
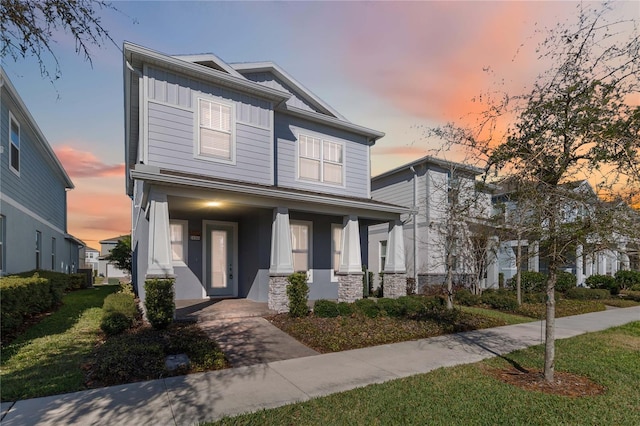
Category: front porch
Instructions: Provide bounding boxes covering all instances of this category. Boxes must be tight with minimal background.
[175,298,275,322]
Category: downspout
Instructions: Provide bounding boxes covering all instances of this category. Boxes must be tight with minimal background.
[409,166,418,288]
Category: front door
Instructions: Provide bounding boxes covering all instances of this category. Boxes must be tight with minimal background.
[204,221,237,297]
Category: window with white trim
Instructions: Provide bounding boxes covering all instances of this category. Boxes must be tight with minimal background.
[379,240,387,272]
[290,221,312,277]
[36,231,42,269]
[197,98,233,162]
[51,237,56,271]
[170,220,188,264]
[331,224,342,273]
[298,134,343,185]
[9,113,20,174]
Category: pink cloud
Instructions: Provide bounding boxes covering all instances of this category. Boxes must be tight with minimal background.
[54,145,125,178]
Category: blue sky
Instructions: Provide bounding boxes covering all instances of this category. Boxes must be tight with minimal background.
[2,1,636,248]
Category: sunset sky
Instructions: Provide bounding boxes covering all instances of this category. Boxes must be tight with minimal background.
[2,1,637,249]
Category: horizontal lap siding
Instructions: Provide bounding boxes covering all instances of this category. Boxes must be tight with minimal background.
[275,115,369,198]
[147,102,272,185]
[0,92,67,230]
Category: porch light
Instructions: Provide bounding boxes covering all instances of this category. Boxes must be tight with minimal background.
[206,201,223,207]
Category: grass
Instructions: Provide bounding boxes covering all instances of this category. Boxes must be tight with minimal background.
[458,305,535,324]
[208,321,640,425]
[0,285,119,401]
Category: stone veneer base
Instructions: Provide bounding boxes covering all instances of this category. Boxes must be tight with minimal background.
[268,275,290,313]
[383,273,407,299]
[337,273,364,303]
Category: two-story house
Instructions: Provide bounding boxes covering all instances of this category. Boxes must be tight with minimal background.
[83,246,100,271]
[97,234,130,279]
[0,67,83,275]
[123,43,408,311]
[369,156,497,294]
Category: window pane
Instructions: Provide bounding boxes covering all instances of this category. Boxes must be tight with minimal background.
[219,104,231,132]
[323,141,342,163]
[10,145,19,172]
[293,252,308,272]
[170,223,184,261]
[300,135,320,159]
[10,120,19,148]
[200,128,231,159]
[332,226,342,271]
[199,100,211,127]
[323,162,343,185]
[299,158,320,181]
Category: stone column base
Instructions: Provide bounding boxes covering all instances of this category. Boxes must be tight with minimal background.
[268,275,289,313]
[337,273,364,303]
[383,273,407,299]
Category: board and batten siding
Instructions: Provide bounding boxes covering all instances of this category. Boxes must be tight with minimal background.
[275,114,370,199]
[145,66,271,128]
[242,71,319,114]
[146,102,272,185]
[0,92,67,231]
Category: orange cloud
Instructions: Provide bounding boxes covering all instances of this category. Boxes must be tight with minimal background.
[372,146,428,157]
[54,145,125,178]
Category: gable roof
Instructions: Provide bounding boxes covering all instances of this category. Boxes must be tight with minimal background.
[372,155,484,181]
[99,234,129,244]
[171,53,245,79]
[0,67,74,189]
[231,61,348,121]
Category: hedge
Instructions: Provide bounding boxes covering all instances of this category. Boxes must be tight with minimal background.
[100,292,139,336]
[1,275,51,335]
[564,287,610,300]
[144,279,175,329]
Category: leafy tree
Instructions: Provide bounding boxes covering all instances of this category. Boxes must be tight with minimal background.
[1,0,121,81]
[429,2,639,382]
[106,235,132,275]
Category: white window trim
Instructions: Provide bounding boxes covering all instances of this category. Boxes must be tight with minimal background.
[8,112,20,176]
[290,219,313,283]
[296,133,346,188]
[194,96,236,165]
[170,219,189,266]
[331,223,342,282]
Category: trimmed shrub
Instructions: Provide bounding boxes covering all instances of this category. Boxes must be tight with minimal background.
[286,272,309,318]
[481,289,518,311]
[0,275,50,335]
[103,292,139,320]
[556,271,577,293]
[337,302,355,317]
[615,270,640,290]
[515,271,547,293]
[354,298,380,318]
[313,300,340,318]
[586,274,619,295]
[397,296,428,318]
[523,292,547,303]
[145,279,175,329]
[454,289,481,306]
[565,287,610,300]
[100,312,132,336]
[376,298,404,317]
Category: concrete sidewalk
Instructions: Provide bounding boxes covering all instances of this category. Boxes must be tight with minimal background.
[2,306,638,426]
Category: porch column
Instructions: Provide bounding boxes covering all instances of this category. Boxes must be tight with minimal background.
[146,191,174,278]
[383,220,407,298]
[337,215,363,303]
[597,253,607,275]
[620,243,630,270]
[529,241,539,272]
[611,250,619,275]
[486,236,499,289]
[585,253,593,280]
[576,244,584,286]
[269,207,294,313]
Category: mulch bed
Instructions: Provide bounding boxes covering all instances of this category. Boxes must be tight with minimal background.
[485,366,606,397]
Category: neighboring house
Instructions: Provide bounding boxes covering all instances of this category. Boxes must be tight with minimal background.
[493,180,640,286]
[98,235,130,279]
[369,156,496,294]
[123,43,408,311]
[83,246,100,271]
[0,67,83,275]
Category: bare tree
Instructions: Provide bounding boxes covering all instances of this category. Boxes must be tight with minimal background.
[1,0,123,81]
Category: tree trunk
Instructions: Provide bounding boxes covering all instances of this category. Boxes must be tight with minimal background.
[446,251,454,309]
[544,213,558,382]
[516,236,522,306]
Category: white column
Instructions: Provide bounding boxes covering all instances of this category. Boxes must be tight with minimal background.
[384,220,406,273]
[597,253,607,275]
[529,241,539,272]
[611,250,619,275]
[147,191,174,277]
[338,215,362,273]
[585,253,593,280]
[486,236,499,289]
[576,244,584,286]
[269,207,294,274]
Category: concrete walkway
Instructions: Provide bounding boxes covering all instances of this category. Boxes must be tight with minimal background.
[1,307,638,426]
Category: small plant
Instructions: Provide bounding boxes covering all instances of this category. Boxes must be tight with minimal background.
[586,274,619,295]
[337,302,355,317]
[144,278,175,329]
[564,288,610,300]
[555,271,577,293]
[354,298,380,318]
[100,312,132,336]
[508,271,547,293]
[615,270,640,290]
[100,292,139,336]
[313,300,339,318]
[454,289,481,306]
[286,272,309,318]
[376,298,404,317]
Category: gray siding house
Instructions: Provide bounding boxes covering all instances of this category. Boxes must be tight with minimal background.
[0,67,83,275]
[123,44,408,311]
[369,156,498,293]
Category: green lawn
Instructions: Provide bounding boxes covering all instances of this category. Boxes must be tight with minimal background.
[209,321,640,425]
[0,285,118,401]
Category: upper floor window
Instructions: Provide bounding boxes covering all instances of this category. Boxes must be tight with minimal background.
[197,98,234,163]
[298,134,343,185]
[9,113,20,174]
